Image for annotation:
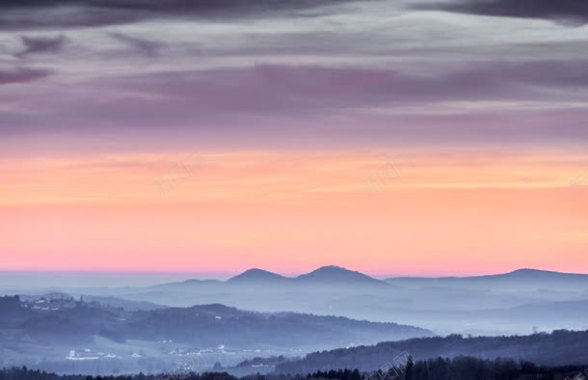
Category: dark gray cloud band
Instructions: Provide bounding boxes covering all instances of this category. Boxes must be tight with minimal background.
[419,0,588,25]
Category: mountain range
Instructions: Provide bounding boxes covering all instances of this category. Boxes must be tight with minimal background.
[228,266,388,287]
[173,266,588,289]
[4,266,588,337]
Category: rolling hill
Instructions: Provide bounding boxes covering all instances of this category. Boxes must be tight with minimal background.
[276,330,588,373]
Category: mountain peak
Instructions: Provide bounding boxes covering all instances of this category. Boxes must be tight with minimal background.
[226,266,390,287]
[297,265,387,286]
[505,268,564,277]
[504,268,581,278]
[227,268,288,284]
[507,268,547,275]
[311,265,349,273]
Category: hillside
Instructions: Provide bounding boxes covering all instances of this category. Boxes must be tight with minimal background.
[275,330,588,373]
[0,295,432,374]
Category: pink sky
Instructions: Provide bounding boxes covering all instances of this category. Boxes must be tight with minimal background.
[1,149,586,276]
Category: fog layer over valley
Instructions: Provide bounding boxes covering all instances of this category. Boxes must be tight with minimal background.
[20,266,587,336]
[2,265,588,375]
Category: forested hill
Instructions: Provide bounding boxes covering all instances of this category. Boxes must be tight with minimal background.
[276,330,588,373]
[2,359,588,380]
[0,295,431,349]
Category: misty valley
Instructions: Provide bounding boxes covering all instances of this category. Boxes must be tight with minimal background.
[1,266,587,378]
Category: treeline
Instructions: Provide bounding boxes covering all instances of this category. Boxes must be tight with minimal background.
[237,356,288,368]
[368,356,587,380]
[306,369,361,380]
[0,368,239,380]
[2,357,588,380]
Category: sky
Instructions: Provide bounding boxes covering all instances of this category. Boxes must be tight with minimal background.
[1,0,587,276]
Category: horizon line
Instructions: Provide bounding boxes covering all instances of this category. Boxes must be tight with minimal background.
[0,265,584,280]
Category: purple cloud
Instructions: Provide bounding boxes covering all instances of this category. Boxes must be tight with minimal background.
[0,68,52,85]
[2,61,587,139]
[108,32,161,57]
[16,35,68,58]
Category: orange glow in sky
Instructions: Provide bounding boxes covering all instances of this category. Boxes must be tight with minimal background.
[1,149,587,276]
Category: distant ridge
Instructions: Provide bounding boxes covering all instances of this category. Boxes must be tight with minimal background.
[385,268,588,282]
[154,267,588,291]
[227,268,290,284]
[296,265,388,286]
[225,265,389,287]
[193,266,588,287]
[502,268,588,278]
[384,268,588,293]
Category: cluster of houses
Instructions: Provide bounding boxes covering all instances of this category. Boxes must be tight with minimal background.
[66,349,142,361]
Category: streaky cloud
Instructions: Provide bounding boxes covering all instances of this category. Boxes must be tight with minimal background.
[0,0,364,30]
[417,0,588,25]
[0,67,52,85]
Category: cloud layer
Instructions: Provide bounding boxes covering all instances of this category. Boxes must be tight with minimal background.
[1,0,587,153]
[0,0,358,29]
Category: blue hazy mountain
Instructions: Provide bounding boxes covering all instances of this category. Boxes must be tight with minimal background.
[225,266,390,287]
[385,268,588,290]
[4,266,588,336]
[227,268,291,285]
[295,266,388,287]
